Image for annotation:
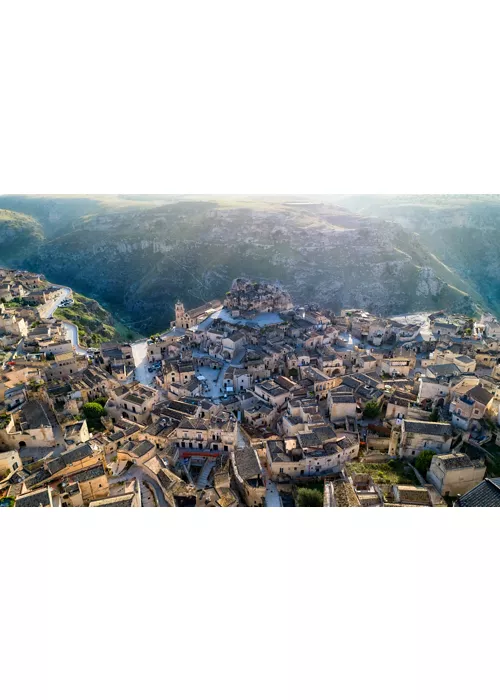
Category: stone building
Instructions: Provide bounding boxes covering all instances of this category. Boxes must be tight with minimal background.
[390,419,453,459]
[428,453,486,498]
[174,300,222,330]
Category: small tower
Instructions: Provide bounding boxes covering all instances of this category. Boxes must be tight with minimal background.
[388,425,401,458]
[175,301,186,329]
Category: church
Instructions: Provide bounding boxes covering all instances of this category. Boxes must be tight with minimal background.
[174,300,223,330]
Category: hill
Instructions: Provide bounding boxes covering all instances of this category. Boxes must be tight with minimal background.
[16,197,476,334]
[0,209,44,263]
[54,292,138,347]
[331,195,500,315]
[0,195,175,239]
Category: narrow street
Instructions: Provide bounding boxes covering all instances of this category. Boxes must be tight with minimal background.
[131,340,156,387]
[110,464,169,507]
[265,481,282,508]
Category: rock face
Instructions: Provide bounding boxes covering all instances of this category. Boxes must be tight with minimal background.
[333,195,500,316]
[0,210,44,262]
[2,197,476,334]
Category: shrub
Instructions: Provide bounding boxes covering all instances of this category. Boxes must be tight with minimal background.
[429,409,440,422]
[297,488,324,507]
[415,450,436,477]
[363,401,381,419]
[82,402,106,431]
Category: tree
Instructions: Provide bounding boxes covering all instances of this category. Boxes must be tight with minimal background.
[363,401,381,419]
[297,488,323,507]
[429,408,440,422]
[82,402,106,431]
[0,497,16,508]
[415,450,436,477]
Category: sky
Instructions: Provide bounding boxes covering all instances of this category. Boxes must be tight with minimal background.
[2,1,499,194]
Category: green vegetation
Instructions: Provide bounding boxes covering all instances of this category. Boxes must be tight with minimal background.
[363,401,381,419]
[0,497,16,508]
[296,488,324,507]
[415,450,436,477]
[480,443,500,478]
[0,209,44,263]
[1,194,478,335]
[55,293,138,347]
[347,460,419,486]
[82,402,106,432]
[429,409,440,422]
[94,397,108,408]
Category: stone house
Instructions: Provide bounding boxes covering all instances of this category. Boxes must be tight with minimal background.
[45,351,80,380]
[449,384,493,431]
[266,430,360,479]
[15,487,58,508]
[380,357,413,378]
[327,390,357,422]
[452,355,477,373]
[427,453,486,498]
[0,311,28,338]
[417,377,450,406]
[222,331,246,360]
[24,442,105,491]
[0,449,21,481]
[367,319,391,346]
[299,366,342,400]
[281,398,325,436]
[231,447,266,507]
[64,420,90,446]
[107,384,158,425]
[391,419,453,459]
[0,400,58,450]
[60,464,110,506]
[357,354,378,373]
[475,349,500,368]
[173,416,237,454]
[253,377,295,409]
[243,399,277,429]
[317,347,345,377]
[160,360,196,389]
[89,480,142,508]
[117,440,156,467]
[223,367,252,393]
[426,364,462,381]
[69,366,119,404]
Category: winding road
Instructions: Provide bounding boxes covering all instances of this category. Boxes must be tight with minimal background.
[40,286,89,356]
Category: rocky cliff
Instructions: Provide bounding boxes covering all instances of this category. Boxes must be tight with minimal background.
[11,198,475,334]
[333,195,500,315]
[0,209,44,261]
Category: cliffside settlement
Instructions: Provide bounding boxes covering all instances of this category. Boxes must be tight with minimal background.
[3,267,500,508]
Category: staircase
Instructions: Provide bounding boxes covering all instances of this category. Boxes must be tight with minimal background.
[197,459,216,490]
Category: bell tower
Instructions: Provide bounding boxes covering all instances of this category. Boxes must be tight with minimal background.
[175,301,186,329]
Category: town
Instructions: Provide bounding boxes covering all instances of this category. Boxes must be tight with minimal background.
[2,268,500,507]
